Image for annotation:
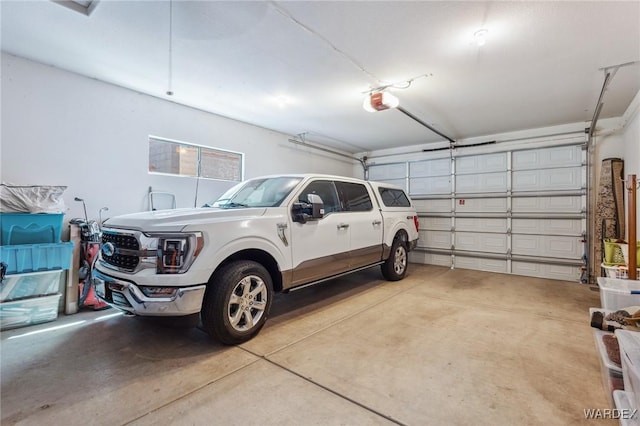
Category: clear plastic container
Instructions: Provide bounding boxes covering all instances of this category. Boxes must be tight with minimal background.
[0,293,61,330]
[0,270,63,302]
[616,330,640,411]
[598,277,640,311]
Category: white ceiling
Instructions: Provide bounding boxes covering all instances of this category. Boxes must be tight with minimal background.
[2,1,639,153]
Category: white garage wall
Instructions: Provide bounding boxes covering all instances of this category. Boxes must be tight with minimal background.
[0,53,356,224]
[621,90,640,241]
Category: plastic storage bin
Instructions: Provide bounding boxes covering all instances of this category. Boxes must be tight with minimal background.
[0,293,61,330]
[617,330,640,411]
[0,212,64,245]
[613,390,640,426]
[0,270,63,302]
[593,328,624,407]
[0,242,74,274]
[590,308,626,407]
[598,277,640,311]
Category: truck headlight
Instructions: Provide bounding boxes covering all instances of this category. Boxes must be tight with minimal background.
[151,232,204,274]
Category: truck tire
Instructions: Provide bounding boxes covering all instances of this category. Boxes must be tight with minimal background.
[201,260,273,345]
[381,237,408,281]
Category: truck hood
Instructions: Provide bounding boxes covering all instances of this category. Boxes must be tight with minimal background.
[103,207,268,233]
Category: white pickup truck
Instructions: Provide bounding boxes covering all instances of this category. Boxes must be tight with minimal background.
[93,174,419,344]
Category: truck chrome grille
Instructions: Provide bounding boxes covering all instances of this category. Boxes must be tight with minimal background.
[101,231,140,271]
[102,232,139,249]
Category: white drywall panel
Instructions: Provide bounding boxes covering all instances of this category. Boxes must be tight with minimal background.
[0,54,355,224]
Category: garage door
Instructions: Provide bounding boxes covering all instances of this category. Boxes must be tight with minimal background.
[368,141,587,281]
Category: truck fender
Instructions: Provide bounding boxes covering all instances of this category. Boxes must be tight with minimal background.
[205,236,288,281]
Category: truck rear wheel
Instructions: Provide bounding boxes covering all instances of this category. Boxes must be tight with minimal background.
[381,237,408,281]
[201,260,273,345]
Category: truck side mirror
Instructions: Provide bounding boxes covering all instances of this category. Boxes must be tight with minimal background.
[292,194,324,223]
[306,194,324,219]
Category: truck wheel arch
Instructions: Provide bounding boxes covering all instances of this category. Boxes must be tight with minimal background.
[381,231,409,281]
[209,249,283,292]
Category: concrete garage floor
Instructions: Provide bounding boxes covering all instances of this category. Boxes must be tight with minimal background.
[1,265,614,425]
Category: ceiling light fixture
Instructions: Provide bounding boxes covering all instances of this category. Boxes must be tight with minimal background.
[474,29,488,46]
[363,91,400,112]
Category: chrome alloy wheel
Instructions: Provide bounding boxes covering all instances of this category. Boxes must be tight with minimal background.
[227,275,268,332]
[393,245,407,275]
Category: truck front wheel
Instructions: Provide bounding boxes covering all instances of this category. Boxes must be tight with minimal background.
[381,237,408,281]
[201,260,273,345]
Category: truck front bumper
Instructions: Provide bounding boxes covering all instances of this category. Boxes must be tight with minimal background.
[92,269,206,316]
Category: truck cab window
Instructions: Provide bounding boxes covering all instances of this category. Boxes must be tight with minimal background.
[298,180,340,213]
[335,182,373,212]
[378,187,411,207]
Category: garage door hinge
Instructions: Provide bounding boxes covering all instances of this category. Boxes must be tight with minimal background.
[451,244,455,251]
[507,248,512,258]
[507,227,511,235]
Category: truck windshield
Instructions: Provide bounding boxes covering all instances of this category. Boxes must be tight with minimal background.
[205,177,302,208]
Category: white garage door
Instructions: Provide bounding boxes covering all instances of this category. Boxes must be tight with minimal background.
[368,141,587,282]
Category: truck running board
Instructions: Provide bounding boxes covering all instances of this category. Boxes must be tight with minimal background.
[285,262,385,293]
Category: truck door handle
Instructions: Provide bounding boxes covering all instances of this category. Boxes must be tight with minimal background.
[372,220,382,226]
[337,223,350,230]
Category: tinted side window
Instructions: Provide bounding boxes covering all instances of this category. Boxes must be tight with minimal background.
[378,187,411,207]
[335,182,373,212]
[298,180,341,213]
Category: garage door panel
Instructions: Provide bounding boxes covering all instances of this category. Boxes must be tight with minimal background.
[511,218,582,236]
[511,235,582,259]
[455,232,507,254]
[512,167,581,192]
[456,218,507,233]
[410,176,451,195]
[390,141,586,282]
[513,145,582,170]
[373,178,406,190]
[410,251,450,266]
[419,230,450,249]
[422,217,451,231]
[454,256,507,273]
[512,196,582,213]
[410,158,450,178]
[456,153,507,174]
[368,164,406,180]
[456,172,507,193]
[511,262,581,281]
[414,198,450,213]
[455,197,507,213]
